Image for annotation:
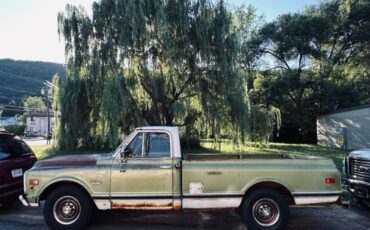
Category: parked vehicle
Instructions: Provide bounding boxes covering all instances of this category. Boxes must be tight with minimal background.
[20,126,341,230]
[342,149,370,205]
[0,132,37,204]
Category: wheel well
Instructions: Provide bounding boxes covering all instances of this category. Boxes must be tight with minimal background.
[240,181,295,208]
[39,181,91,202]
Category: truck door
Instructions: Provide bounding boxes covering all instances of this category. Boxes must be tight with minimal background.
[110,131,174,209]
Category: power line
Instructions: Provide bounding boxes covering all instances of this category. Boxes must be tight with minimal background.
[0,108,25,112]
[0,108,58,113]
[0,104,31,109]
[0,104,58,113]
[0,85,39,95]
[0,96,26,100]
[0,70,44,84]
[0,104,24,109]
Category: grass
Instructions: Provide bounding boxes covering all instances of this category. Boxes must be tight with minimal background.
[32,145,54,159]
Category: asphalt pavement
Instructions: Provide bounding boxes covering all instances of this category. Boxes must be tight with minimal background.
[0,201,369,230]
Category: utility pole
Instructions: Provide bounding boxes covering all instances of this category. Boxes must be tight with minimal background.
[41,81,52,136]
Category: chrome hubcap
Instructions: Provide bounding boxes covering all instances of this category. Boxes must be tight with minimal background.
[53,196,81,225]
[252,198,280,226]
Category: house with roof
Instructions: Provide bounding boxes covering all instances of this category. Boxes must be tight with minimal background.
[24,111,60,136]
[317,104,370,150]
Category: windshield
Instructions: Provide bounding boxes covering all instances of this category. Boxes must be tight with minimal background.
[0,138,34,161]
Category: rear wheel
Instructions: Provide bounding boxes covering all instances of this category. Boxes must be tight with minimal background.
[43,185,93,230]
[241,188,289,230]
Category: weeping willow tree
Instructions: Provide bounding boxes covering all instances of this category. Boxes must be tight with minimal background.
[55,0,271,150]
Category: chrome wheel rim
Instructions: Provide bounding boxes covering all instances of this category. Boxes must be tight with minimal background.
[252,198,280,226]
[53,196,81,225]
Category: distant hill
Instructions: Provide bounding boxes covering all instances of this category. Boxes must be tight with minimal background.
[0,59,66,116]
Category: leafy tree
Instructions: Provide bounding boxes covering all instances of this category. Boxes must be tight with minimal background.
[57,0,252,150]
[23,96,47,113]
[247,0,370,142]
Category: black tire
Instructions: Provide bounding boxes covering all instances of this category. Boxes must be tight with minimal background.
[356,197,370,209]
[43,185,93,230]
[241,188,289,230]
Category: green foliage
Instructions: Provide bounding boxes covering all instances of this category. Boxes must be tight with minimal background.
[249,105,281,144]
[246,0,370,142]
[56,0,258,150]
[4,124,26,135]
[54,0,370,148]
[23,96,47,113]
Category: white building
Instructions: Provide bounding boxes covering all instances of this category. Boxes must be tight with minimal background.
[0,117,22,130]
[317,104,370,150]
[25,112,59,136]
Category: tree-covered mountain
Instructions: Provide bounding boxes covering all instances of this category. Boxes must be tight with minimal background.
[0,59,65,116]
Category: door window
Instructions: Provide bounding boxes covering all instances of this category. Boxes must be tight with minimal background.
[125,133,143,157]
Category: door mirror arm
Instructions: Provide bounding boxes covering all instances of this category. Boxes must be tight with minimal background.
[121,148,132,158]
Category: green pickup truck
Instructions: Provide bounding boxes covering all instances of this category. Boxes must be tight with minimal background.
[20,126,341,230]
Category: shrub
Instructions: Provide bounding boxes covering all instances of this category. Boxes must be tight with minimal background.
[4,124,26,135]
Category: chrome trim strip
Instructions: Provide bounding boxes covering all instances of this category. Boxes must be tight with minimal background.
[292,191,342,196]
[293,195,340,205]
[182,197,242,209]
[183,193,244,197]
[183,194,244,199]
[91,194,110,198]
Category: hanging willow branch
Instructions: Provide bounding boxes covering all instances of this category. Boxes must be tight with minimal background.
[54,0,279,150]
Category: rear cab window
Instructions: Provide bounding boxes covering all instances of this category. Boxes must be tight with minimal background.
[145,133,170,158]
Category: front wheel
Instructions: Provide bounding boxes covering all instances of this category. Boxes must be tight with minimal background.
[43,185,94,230]
[241,188,289,230]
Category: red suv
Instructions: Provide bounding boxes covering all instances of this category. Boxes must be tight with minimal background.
[0,132,37,204]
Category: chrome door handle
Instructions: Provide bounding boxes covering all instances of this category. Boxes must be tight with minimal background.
[159,165,172,169]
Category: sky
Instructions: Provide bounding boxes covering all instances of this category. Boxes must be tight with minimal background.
[0,0,320,64]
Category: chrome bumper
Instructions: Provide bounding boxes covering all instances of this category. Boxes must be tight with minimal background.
[19,195,29,206]
[342,178,370,190]
[19,195,39,207]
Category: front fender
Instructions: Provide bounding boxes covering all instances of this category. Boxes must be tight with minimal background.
[37,176,93,199]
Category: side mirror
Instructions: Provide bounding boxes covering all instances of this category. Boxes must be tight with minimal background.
[121,148,132,158]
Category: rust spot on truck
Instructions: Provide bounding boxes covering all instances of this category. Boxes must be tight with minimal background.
[111,202,174,209]
[36,155,97,167]
[173,201,182,210]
